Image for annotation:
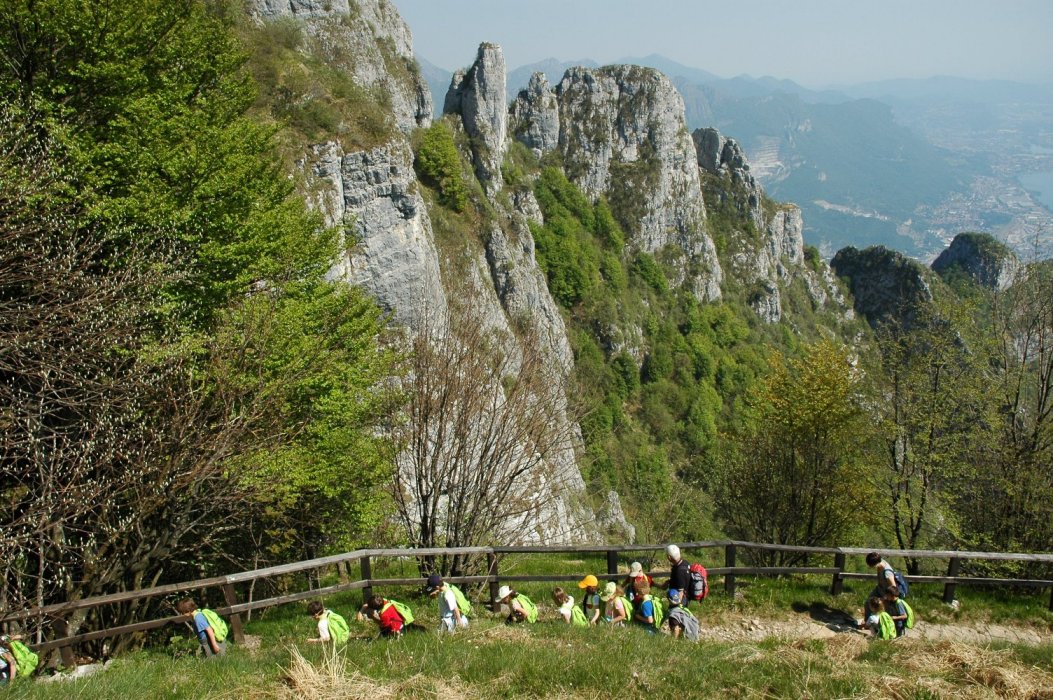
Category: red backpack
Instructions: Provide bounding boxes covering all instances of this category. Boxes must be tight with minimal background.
[688,563,709,600]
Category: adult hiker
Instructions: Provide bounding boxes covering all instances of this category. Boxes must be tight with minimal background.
[663,544,691,605]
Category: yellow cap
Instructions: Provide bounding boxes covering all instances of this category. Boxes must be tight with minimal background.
[578,574,599,588]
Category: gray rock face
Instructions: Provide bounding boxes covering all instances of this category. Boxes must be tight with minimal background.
[509,73,560,154]
[931,232,1020,291]
[443,44,508,196]
[245,0,431,132]
[302,141,446,327]
[831,245,934,329]
[697,127,848,323]
[532,65,722,300]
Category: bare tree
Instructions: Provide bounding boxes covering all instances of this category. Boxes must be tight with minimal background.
[393,301,582,576]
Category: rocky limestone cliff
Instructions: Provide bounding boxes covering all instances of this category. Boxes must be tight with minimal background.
[931,232,1020,291]
[246,0,431,133]
[443,44,508,196]
[509,73,560,154]
[695,127,849,323]
[831,246,934,329]
[510,65,723,301]
[253,3,595,543]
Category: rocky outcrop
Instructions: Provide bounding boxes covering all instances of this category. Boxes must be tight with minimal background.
[694,127,763,231]
[831,246,934,329]
[931,232,1020,291]
[511,65,722,301]
[302,141,446,326]
[246,0,431,133]
[510,73,560,154]
[696,126,848,323]
[443,44,508,196]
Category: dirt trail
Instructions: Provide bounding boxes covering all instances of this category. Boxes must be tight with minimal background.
[701,611,1049,646]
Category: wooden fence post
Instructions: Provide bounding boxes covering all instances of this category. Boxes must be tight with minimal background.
[606,549,619,577]
[943,557,961,604]
[360,556,373,604]
[51,616,76,669]
[724,543,737,598]
[831,552,846,596]
[487,553,500,613]
[221,584,245,644]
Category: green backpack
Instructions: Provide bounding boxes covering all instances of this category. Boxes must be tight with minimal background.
[647,595,664,630]
[616,596,633,623]
[902,600,916,630]
[385,599,415,625]
[448,584,473,617]
[8,639,39,678]
[515,594,539,623]
[201,608,229,643]
[570,605,589,626]
[877,611,896,640]
[325,610,349,644]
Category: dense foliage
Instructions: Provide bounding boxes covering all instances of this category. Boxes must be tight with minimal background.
[0,0,400,640]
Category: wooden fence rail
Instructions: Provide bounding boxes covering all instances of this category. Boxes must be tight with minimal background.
[4,540,1051,664]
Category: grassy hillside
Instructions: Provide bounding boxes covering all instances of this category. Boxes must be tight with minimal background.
[12,573,1053,699]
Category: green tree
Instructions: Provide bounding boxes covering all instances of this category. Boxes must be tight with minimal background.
[415,119,469,211]
[0,0,401,636]
[872,300,991,572]
[718,340,875,564]
[962,261,1053,557]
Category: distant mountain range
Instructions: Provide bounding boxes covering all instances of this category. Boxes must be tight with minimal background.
[418,53,1053,260]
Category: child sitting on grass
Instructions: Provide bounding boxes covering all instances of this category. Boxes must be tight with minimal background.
[553,587,583,625]
[631,581,657,633]
[600,582,629,626]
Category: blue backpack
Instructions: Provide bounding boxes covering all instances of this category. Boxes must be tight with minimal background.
[893,569,909,598]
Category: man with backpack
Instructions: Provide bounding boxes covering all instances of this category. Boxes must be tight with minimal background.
[175,598,228,657]
[662,544,692,606]
[425,574,470,633]
[306,600,350,645]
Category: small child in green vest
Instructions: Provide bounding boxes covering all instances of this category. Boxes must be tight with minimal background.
[175,598,227,656]
[306,600,350,645]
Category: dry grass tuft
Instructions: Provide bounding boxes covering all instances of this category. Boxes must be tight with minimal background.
[893,640,1053,699]
[817,633,869,664]
[274,647,397,700]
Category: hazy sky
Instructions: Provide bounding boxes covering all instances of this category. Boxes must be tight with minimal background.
[393,0,1053,87]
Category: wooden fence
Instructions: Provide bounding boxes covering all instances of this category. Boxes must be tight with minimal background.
[3,540,1051,667]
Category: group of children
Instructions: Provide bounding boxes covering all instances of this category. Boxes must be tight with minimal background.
[2,549,915,678]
